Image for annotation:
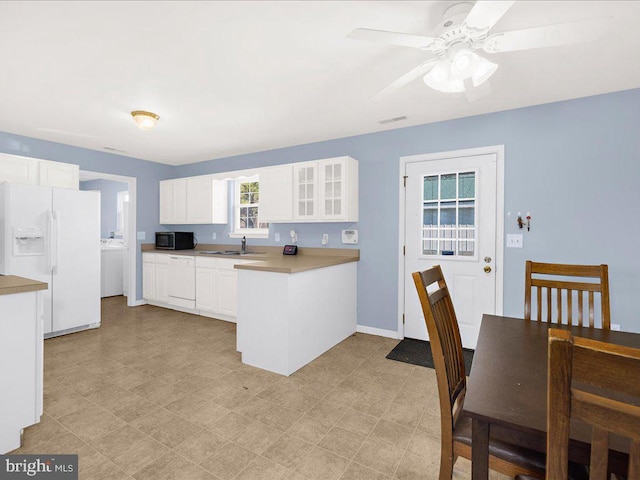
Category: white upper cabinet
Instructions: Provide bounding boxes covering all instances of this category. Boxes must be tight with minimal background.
[0,153,39,184]
[259,164,293,222]
[319,156,358,222]
[160,175,227,225]
[293,162,318,221]
[0,153,79,189]
[186,176,227,224]
[286,156,358,223]
[159,181,173,224]
[173,178,187,224]
[38,160,79,189]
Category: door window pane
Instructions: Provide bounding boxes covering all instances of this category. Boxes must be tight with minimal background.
[440,174,457,199]
[424,176,438,201]
[421,171,476,257]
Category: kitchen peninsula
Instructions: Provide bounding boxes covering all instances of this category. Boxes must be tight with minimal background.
[141,245,359,376]
[0,275,47,453]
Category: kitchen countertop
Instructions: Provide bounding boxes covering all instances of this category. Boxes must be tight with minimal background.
[0,275,48,296]
[141,244,359,274]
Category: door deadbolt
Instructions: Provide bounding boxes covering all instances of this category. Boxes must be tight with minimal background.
[484,266,492,273]
[484,256,492,263]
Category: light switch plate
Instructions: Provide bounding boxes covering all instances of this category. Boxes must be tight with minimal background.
[137,231,146,241]
[275,232,280,242]
[506,234,523,248]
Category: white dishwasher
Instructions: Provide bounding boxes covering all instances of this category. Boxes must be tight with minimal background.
[167,255,196,309]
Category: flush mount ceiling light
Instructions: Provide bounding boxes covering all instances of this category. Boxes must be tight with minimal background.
[348,0,611,100]
[131,110,159,130]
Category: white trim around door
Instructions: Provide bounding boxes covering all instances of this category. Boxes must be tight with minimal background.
[397,145,505,340]
[80,170,138,308]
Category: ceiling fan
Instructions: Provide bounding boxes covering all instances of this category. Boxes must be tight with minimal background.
[348,1,610,99]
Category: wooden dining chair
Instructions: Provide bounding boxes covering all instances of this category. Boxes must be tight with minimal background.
[546,328,640,479]
[413,266,545,479]
[524,261,610,329]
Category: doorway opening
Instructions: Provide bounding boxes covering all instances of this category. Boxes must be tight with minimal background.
[79,170,138,307]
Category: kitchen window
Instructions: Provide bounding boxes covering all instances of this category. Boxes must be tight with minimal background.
[232,176,269,238]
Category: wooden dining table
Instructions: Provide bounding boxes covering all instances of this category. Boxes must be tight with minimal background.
[463,314,640,480]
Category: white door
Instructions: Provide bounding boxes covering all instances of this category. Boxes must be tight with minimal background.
[403,151,501,349]
[52,188,100,332]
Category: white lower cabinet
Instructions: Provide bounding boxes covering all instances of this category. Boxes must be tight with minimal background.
[0,290,44,453]
[155,257,170,305]
[144,252,243,322]
[142,254,155,300]
[217,263,240,318]
[195,256,245,322]
[196,263,217,312]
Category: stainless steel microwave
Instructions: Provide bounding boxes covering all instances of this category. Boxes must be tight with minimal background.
[155,232,194,250]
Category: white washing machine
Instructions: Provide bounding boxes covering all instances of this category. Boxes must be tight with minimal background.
[101,239,125,297]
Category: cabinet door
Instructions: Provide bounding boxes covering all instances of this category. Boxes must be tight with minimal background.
[293,162,318,221]
[0,153,39,185]
[173,178,188,224]
[196,267,217,312]
[259,165,293,222]
[320,159,345,221]
[39,160,79,189]
[142,262,155,300]
[155,264,169,304]
[186,176,213,224]
[217,261,239,319]
[159,180,173,224]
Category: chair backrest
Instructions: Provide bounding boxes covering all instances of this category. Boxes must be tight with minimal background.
[524,261,610,329]
[412,266,466,444]
[547,328,640,480]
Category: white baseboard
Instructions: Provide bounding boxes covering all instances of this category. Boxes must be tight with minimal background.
[128,299,147,307]
[356,324,401,339]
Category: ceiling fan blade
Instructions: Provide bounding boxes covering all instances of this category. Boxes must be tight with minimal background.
[483,17,611,53]
[369,59,439,100]
[347,28,436,49]
[464,1,515,31]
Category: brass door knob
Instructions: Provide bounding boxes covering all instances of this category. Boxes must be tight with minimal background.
[484,266,492,273]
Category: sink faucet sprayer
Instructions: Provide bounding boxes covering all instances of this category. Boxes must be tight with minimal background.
[241,236,246,254]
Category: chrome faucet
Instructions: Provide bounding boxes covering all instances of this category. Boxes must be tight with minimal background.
[241,236,246,254]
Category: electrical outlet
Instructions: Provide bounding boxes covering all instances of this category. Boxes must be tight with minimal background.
[275,232,280,242]
[611,324,621,331]
[212,232,217,240]
[137,231,145,240]
[322,234,329,245]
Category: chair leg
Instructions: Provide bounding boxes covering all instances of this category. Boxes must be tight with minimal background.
[439,452,455,480]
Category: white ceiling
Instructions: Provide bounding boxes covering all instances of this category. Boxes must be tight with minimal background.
[1,1,639,166]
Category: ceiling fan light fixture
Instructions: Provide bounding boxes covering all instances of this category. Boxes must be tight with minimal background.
[424,66,465,93]
[131,110,159,130]
[471,57,498,87]
[451,49,480,80]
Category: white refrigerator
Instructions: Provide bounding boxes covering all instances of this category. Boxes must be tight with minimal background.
[0,182,101,337]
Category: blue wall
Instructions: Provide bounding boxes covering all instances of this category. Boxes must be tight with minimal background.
[80,179,128,238]
[1,88,639,333]
[175,88,640,334]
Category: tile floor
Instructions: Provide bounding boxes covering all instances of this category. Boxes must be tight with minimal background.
[11,296,509,480]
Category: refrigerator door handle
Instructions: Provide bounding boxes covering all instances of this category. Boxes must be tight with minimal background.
[51,210,60,274]
[47,210,55,273]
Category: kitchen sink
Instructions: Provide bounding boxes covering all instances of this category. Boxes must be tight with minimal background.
[198,250,264,256]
